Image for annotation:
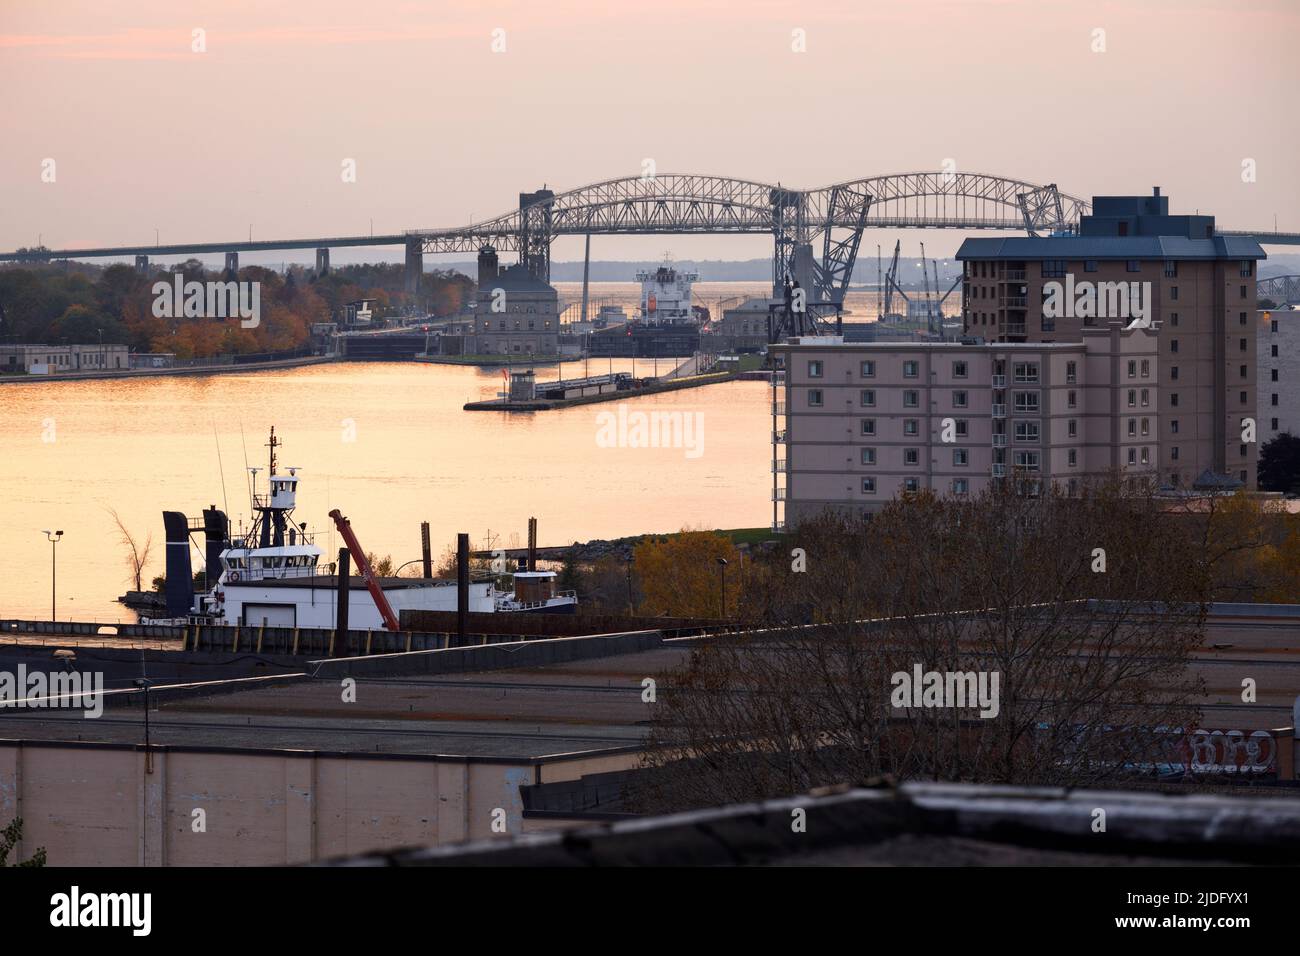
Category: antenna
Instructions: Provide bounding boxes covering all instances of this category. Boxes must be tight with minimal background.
[213,424,230,518]
[239,422,252,507]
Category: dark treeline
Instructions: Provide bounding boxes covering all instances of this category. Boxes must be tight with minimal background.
[0,261,473,360]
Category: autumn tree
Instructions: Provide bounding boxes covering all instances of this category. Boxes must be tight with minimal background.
[635,478,1208,812]
[633,530,741,618]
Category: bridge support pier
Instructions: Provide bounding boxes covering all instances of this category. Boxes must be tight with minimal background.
[224,251,239,276]
[404,239,423,294]
[315,247,330,275]
[134,255,149,275]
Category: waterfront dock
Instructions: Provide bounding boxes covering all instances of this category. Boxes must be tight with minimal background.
[463,369,737,411]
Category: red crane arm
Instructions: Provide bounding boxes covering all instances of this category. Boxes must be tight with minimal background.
[328,509,401,632]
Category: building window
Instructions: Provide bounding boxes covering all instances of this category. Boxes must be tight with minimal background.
[1140,359,1150,377]
[1126,260,1141,273]
[1171,393,1179,407]
[1172,446,1180,461]
[1272,369,1279,382]
[1013,392,1039,412]
[1067,390,1077,409]
[1128,419,1137,437]
[860,360,875,377]
[1163,260,1178,278]
[1171,420,1179,434]
[1013,362,1039,384]
[904,448,919,466]
[1240,365,1247,379]
[808,360,823,378]
[861,447,876,465]
[1171,366,1179,381]
[1014,421,1040,442]
[1240,391,1248,404]
[1085,260,1098,273]
[1042,259,1067,278]
[1240,312,1248,325]
[1170,312,1179,327]
[1128,448,1137,465]
[953,360,968,379]
[862,478,876,494]
[1170,286,1179,302]
[903,478,919,493]
[903,390,919,408]
[860,419,876,436]
[953,479,969,495]
[1127,360,1137,379]
[1141,418,1149,436]
[954,448,968,466]
[1240,338,1248,352]
[1170,339,1179,354]
[955,420,968,438]
[1272,345,1279,358]
[901,360,921,379]
[1066,361,1077,384]
[953,390,968,408]
[1068,449,1077,467]
[1141,388,1150,407]
[1240,261,1254,277]
[904,419,919,437]
[1273,394,1279,406]
[808,389,823,407]
[1067,419,1077,438]
[1272,418,1279,430]
[1142,447,1150,465]
[860,389,876,407]
[1013,450,1040,471]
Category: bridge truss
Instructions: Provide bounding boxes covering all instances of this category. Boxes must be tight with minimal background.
[408,172,1092,321]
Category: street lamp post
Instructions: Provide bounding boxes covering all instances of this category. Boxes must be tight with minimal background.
[716,557,729,619]
[135,678,153,773]
[42,530,63,621]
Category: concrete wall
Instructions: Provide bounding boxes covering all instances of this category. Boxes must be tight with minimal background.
[0,740,640,866]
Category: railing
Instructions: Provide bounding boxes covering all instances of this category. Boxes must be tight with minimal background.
[772,487,787,501]
[1002,269,1027,281]
[1000,296,1027,308]
[772,459,787,473]
[992,463,1007,477]
[772,402,786,416]
[772,430,787,444]
[991,375,1006,388]
[1003,322,1027,335]
[991,404,1007,418]
[992,434,1007,447]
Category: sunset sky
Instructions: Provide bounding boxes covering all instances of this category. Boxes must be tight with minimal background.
[2,0,1297,264]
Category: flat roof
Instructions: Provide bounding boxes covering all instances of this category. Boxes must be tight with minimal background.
[957,235,1266,261]
[0,645,690,760]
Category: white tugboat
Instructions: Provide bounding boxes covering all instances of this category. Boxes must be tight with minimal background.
[149,428,575,630]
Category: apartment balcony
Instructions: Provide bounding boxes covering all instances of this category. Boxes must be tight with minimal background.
[1003,322,1027,336]
[772,430,787,444]
[992,463,1007,478]
[991,404,1007,419]
[992,434,1007,447]
[771,458,787,474]
[772,487,787,501]
[772,402,786,416]
[1002,269,1027,281]
[991,374,1006,388]
[1000,296,1027,308]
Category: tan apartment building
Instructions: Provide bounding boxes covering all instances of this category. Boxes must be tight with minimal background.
[958,188,1266,490]
[773,325,1158,524]
[1259,306,1300,445]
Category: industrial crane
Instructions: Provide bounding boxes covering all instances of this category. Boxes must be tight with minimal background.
[882,240,908,321]
[328,508,401,631]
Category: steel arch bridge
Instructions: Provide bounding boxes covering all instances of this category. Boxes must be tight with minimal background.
[1259,275,1300,305]
[406,171,1091,325]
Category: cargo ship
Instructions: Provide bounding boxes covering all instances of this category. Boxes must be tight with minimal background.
[145,428,576,630]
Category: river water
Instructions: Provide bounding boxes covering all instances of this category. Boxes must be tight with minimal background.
[0,358,772,622]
